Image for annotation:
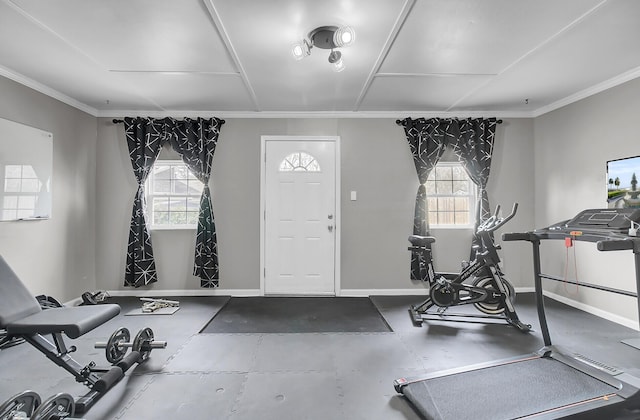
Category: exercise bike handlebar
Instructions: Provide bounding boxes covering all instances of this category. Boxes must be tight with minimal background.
[479,203,518,233]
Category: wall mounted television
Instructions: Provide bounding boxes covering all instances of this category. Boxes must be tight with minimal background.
[607,155,640,209]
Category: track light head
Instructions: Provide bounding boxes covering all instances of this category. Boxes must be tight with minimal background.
[291,39,311,60]
[328,49,345,72]
[333,26,355,47]
[291,25,355,71]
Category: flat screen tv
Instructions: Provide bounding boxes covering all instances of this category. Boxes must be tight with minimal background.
[607,155,640,208]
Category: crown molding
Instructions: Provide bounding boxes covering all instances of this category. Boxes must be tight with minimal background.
[533,65,640,117]
[0,65,98,116]
[4,64,639,121]
[96,110,535,119]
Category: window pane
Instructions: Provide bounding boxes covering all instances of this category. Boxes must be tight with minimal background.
[452,166,467,180]
[173,166,189,180]
[187,179,203,195]
[300,153,314,168]
[154,180,171,193]
[454,197,469,211]
[173,178,189,194]
[147,160,206,227]
[455,211,469,225]
[154,211,169,225]
[153,197,169,211]
[171,212,187,225]
[169,198,187,211]
[435,166,451,180]
[424,162,475,227]
[279,152,320,172]
[435,180,452,194]
[452,181,469,195]
[186,197,200,211]
[438,212,455,224]
[154,165,171,179]
[425,181,436,195]
[437,197,455,212]
[186,211,199,225]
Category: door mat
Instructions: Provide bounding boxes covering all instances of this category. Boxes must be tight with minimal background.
[125,307,180,316]
[199,297,392,333]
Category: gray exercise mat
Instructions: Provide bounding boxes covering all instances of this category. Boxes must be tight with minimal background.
[199,297,392,333]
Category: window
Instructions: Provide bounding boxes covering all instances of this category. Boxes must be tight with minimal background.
[279,152,321,172]
[426,162,476,227]
[2,165,41,220]
[145,160,204,229]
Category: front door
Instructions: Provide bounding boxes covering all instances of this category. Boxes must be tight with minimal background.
[262,137,337,295]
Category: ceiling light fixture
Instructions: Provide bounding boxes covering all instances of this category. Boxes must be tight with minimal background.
[291,25,355,72]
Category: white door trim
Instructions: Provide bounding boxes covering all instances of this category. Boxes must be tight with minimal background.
[260,135,341,296]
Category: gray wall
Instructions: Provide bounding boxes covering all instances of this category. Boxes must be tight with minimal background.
[95,117,535,293]
[0,76,97,302]
[4,69,636,325]
[534,77,640,327]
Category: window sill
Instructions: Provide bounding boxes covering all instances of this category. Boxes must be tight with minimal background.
[149,225,197,231]
[429,225,475,230]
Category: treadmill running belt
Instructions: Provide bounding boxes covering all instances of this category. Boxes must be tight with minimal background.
[402,357,617,420]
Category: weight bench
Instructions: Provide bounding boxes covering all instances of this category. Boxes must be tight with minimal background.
[0,255,136,415]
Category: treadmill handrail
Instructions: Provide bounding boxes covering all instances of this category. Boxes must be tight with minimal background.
[597,239,635,252]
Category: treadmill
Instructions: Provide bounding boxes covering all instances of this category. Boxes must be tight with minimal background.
[394,208,640,419]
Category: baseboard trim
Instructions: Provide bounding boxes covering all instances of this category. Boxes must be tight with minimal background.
[96,287,638,330]
[514,287,638,330]
[340,289,428,297]
[542,290,639,331]
[105,289,261,297]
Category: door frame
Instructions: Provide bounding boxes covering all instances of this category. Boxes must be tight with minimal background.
[260,135,341,296]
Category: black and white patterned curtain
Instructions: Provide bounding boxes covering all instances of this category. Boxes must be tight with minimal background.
[451,118,497,258]
[122,117,224,288]
[123,117,168,287]
[398,117,498,278]
[168,118,223,287]
[399,118,451,280]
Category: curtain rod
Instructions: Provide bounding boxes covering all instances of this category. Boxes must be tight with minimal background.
[112,118,225,125]
[395,118,503,127]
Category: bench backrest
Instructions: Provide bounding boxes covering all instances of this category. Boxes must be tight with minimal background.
[0,255,42,328]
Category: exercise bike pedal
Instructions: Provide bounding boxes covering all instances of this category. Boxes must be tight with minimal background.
[510,319,532,333]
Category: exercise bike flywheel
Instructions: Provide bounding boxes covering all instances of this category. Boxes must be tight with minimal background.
[471,276,516,315]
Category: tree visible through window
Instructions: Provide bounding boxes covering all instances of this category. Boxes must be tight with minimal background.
[426,162,475,227]
[145,160,204,227]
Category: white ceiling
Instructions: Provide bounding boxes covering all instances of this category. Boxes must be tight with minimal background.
[1,0,639,118]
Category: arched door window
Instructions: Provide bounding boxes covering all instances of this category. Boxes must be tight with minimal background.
[279,152,321,172]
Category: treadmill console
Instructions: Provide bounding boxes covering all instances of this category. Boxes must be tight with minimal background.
[563,208,640,232]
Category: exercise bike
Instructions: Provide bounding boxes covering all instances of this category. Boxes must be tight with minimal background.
[407,203,531,332]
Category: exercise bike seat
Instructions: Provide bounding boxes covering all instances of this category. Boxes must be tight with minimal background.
[408,235,436,247]
[0,255,120,339]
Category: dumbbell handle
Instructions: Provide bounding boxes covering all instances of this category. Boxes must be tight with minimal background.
[95,340,167,349]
